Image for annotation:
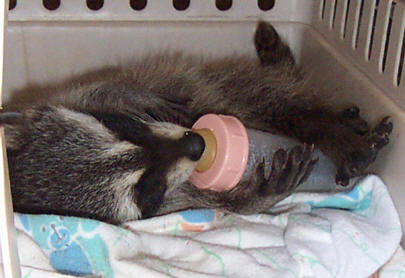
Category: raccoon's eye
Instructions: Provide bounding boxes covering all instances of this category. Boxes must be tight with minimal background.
[182,131,205,161]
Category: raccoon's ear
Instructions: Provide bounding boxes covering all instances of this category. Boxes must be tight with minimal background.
[0,112,22,125]
[88,111,154,145]
[254,21,295,66]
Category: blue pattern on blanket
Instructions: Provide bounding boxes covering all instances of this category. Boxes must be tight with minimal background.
[306,184,372,211]
[179,209,215,223]
[17,214,114,277]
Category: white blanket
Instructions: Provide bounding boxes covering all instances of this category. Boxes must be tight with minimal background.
[2,175,404,278]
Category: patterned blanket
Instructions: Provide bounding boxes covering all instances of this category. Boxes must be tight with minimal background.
[7,175,404,278]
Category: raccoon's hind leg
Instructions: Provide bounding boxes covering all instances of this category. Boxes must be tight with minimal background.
[253,21,392,185]
[254,21,295,66]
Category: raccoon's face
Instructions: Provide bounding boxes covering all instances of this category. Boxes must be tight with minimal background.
[90,113,207,219]
[110,118,206,219]
[3,107,205,222]
[88,111,206,186]
[71,108,207,219]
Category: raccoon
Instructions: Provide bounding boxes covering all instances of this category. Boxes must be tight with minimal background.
[2,21,392,224]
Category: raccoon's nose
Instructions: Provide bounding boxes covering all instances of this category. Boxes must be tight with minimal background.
[183,131,205,161]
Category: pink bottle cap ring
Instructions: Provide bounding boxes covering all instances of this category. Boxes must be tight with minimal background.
[189,114,249,191]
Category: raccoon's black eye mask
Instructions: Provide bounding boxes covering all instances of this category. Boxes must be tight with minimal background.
[89,111,204,162]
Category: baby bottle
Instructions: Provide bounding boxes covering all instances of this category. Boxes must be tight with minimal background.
[189,114,354,192]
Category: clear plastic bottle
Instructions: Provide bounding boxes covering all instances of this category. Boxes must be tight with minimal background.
[189,114,355,192]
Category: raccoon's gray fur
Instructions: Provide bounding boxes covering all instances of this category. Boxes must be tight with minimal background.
[3,21,392,224]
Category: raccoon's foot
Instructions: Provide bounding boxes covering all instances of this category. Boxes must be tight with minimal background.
[227,144,317,214]
[335,116,393,186]
[339,106,369,135]
[254,21,295,66]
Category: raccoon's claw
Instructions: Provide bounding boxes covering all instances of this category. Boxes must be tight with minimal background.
[336,116,393,186]
[259,144,317,196]
[369,116,392,149]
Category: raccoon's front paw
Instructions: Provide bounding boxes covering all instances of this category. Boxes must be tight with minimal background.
[336,116,393,185]
[258,144,317,197]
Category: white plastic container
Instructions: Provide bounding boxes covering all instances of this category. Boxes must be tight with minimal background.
[1,0,404,277]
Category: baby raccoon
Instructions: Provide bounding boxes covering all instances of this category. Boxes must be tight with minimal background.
[2,21,392,224]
